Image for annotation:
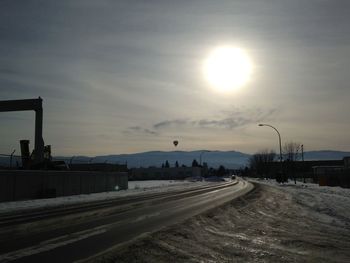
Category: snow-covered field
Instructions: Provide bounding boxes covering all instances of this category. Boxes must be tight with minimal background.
[249,178,350,226]
[0,180,214,215]
[93,178,350,263]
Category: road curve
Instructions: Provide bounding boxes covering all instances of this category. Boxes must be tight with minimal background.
[0,179,253,263]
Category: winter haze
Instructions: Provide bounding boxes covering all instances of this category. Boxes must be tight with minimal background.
[1,0,350,156]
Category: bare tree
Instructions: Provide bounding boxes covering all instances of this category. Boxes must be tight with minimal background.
[249,149,276,178]
[283,141,301,162]
[283,141,302,184]
[165,160,170,168]
[192,159,199,167]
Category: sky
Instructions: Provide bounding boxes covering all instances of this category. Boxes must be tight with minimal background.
[1,0,350,156]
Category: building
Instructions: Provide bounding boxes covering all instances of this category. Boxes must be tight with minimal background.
[312,157,350,188]
[69,163,128,172]
[130,167,202,180]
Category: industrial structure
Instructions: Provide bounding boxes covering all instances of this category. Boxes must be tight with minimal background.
[0,97,46,166]
[0,97,128,201]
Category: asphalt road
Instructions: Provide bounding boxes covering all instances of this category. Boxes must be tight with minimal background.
[0,179,253,263]
[100,182,350,263]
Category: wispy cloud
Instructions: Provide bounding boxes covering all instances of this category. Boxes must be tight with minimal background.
[124,126,158,136]
[124,107,278,137]
[152,107,277,131]
[153,119,188,129]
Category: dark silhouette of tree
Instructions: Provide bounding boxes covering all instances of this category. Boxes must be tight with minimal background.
[165,160,170,168]
[283,141,302,184]
[249,149,276,178]
[175,161,179,168]
[192,159,199,167]
[217,165,226,176]
[283,142,301,162]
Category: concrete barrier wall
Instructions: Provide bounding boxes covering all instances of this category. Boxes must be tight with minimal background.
[0,170,128,202]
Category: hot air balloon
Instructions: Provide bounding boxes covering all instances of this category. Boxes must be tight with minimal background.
[173,140,179,147]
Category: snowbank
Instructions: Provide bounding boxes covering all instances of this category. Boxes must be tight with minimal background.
[249,178,350,225]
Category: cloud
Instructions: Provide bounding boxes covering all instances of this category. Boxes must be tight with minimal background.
[153,119,188,129]
[125,126,158,136]
[152,107,277,131]
[153,117,249,130]
[195,117,251,129]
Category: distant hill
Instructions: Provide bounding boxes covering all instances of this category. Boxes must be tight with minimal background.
[1,150,349,169]
[55,150,251,169]
[57,150,350,169]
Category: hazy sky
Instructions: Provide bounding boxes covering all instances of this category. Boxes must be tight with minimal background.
[1,0,350,156]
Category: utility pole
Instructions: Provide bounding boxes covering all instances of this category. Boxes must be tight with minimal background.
[301,144,305,183]
[301,144,304,162]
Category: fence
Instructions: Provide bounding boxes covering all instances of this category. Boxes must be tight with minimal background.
[0,170,128,202]
[0,153,22,168]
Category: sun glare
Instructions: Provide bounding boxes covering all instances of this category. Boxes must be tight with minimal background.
[204,46,253,92]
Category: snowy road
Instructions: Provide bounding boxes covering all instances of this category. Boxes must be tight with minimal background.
[94,180,350,263]
[0,179,252,262]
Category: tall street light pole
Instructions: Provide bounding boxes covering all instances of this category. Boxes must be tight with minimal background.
[258,123,283,173]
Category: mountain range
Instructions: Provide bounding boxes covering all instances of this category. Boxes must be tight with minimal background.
[58,150,250,169]
[1,150,349,169]
[58,150,350,169]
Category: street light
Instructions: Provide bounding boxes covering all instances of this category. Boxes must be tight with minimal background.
[258,123,283,173]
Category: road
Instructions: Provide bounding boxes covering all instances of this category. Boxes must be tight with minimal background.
[0,179,253,263]
[96,182,350,263]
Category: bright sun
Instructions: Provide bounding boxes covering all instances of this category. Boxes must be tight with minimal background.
[203,46,253,92]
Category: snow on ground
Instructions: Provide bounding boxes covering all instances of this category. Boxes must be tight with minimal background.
[0,179,216,215]
[92,177,350,263]
[249,178,350,226]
